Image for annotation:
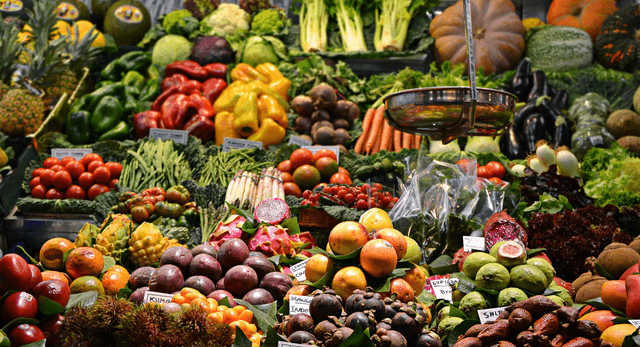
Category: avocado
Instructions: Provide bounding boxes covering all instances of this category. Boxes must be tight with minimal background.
[56,0,91,24]
[0,0,33,21]
[91,0,118,18]
[103,0,150,46]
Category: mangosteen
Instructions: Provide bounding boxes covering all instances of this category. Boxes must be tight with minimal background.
[391,310,420,342]
[384,330,408,347]
[345,311,372,331]
[313,320,337,341]
[286,313,315,335]
[190,36,234,65]
[354,290,386,322]
[288,331,315,344]
[414,331,443,347]
[309,290,343,324]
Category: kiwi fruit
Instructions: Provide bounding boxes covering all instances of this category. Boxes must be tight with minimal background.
[617,136,640,154]
[596,242,640,279]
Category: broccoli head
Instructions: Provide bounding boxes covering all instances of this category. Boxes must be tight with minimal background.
[183,0,220,20]
[162,9,193,34]
[250,8,286,34]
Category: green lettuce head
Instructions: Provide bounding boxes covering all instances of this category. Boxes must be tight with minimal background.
[236,35,287,67]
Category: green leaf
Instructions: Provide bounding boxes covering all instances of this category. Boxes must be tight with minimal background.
[262,326,287,347]
[117,282,133,299]
[234,299,277,334]
[65,291,98,313]
[281,217,301,235]
[448,319,481,347]
[339,324,375,347]
[613,317,631,324]
[0,290,16,308]
[322,205,364,222]
[277,299,289,315]
[2,317,40,332]
[416,291,437,306]
[62,248,74,266]
[16,246,42,270]
[542,289,561,296]
[526,248,547,257]
[447,305,468,320]
[622,329,640,347]
[301,267,339,289]
[450,273,476,294]
[37,296,64,315]
[474,287,500,296]
[308,245,362,261]
[218,297,233,308]
[101,256,116,275]
[232,326,253,347]
[595,263,615,280]
[584,298,627,317]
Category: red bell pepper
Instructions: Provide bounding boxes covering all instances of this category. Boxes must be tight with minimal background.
[165,61,209,81]
[183,115,215,144]
[152,85,179,111]
[160,94,193,129]
[161,73,189,91]
[151,81,202,112]
[204,63,227,79]
[177,80,202,95]
[133,111,161,139]
[190,93,215,119]
[202,78,227,105]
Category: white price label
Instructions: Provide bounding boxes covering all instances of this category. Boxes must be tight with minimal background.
[290,259,309,282]
[51,148,92,161]
[149,128,189,144]
[463,236,486,253]
[143,291,174,305]
[301,146,340,163]
[278,342,310,347]
[630,320,640,329]
[222,138,263,152]
[288,135,312,147]
[430,278,459,303]
[479,307,508,324]
[289,295,312,315]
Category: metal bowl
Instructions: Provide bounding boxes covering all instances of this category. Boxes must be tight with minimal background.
[383,86,517,141]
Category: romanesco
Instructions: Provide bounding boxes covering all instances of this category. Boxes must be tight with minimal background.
[200,3,251,38]
[162,9,194,34]
[250,9,285,34]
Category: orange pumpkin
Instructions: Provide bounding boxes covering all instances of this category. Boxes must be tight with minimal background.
[547,0,618,41]
[429,0,525,76]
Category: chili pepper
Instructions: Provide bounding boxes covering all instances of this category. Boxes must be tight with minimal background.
[190,93,215,119]
[213,81,248,113]
[166,185,190,205]
[183,115,215,144]
[88,82,124,111]
[70,94,95,114]
[247,117,286,149]
[155,201,184,219]
[133,110,160,139]
[214,111,239,145]
[119,51,152,73]
[142,187,166,202]
[66,111,92,144]
[127,196,155,222]
[97,121,130,142]
[177,215,191,228]
[257,94,288,128]
[139,79,160,102]
[204,63,227,79]
[230,63,269,84]
[91,95,123,134]
[161,73,189,91]
[160,94,188,129]
[202,78,227,105]
[165,60,209,81]
[233,91,259,137]
[123,70,145,91]
[122,90,139,115]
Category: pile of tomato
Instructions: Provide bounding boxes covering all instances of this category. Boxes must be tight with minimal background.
[456,158,507,186]
[300,183,398,210]
[29,153,122,201]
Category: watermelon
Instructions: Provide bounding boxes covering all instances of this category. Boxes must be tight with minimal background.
[524,26,594,72]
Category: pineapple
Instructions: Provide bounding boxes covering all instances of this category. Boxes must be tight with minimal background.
[128,222,168,267]
[0,16,22,100]
[74,222,100,248]
[95,214,132,263]
[0,88,46,135]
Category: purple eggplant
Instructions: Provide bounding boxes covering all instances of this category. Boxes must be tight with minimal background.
[501,122,527,159]
[523,112,547,153]
[552,116,571,149]
[527,70,550,101]
[511,58,532,101]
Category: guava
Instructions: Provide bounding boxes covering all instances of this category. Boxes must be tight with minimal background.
[547,295,566,306]
[489,241,508,258]
[475,263,511,291]
[496,240,527,268]
[526,258,556,285]
[510,265,548,294]
[459,291,490,319]
[437,306,451,322]
[437,316,464,339]
[463,252,496,279]
[548,282,573,306]
[497,287,528,307]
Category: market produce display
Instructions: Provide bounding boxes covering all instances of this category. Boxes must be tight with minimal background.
[3,0,640,346]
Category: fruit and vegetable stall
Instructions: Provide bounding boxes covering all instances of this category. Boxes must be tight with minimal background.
[1,0,640,346]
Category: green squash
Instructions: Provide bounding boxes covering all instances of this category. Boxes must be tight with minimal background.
[103,0,150,46]
[524,25,594,72]
[595,4,640,72]
[90,0,118,19]
[55,0,91,24]
[0,0,33,21]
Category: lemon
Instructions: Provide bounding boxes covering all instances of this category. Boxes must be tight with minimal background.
[0,148,7,167]
[91,31,106,47]
[358,207,393,233]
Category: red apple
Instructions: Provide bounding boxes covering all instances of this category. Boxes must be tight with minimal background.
[31,279,71,308]
[0,254,32,293]
[39,314,64,346]
[1,291,39,324]
[28,264,43,291]
[8,324,45,347]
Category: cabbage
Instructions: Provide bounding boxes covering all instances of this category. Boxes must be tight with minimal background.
[236,35,287,67]
[152,35,193,69]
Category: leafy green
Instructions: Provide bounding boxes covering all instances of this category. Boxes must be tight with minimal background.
[322,205,365,222]
[581,144,640,207]
[16,197,95,214]
[580,144,631,181]
[522,194,573,220]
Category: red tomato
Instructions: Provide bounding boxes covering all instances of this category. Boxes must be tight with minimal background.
[78,153,103,168]
[29,177,41,190]
[108,178,119,190]
[59,157,75,167]
[356,199,369,210]
[277,160,292,174]
[39,169,54,187]
[329,172,352,185]
[289,149,314,170]
[64,161,85,181]
[92,166,111,185]
[45,188,64,200]
[52,171,72,190]
[486,161,506,179]
[338,167,350,177]
[313,149,338,163]
[104,162,122,179]
[31,168,44,178]
[87,184,110,201]
[31,185,47,199]
[456,158,472,166]
[42,157,60,169]
[87,161,103,173]
[488,177,506,187]
[65,185,86,200]
[77,172,94,190]
[477,165,492,179]
[50,165,65,172]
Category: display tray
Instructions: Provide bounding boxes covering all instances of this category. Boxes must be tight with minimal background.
[0,146,36,218]
[344,53,434,77]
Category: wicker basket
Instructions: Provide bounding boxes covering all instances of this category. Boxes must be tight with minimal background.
[299,208,339,229]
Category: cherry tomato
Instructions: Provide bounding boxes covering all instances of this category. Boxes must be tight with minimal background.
[356,199,369,210]
[477,165,492,179]
[92,166,111,185]
[42,157,60,169]
[381,195,393,208]
[87,184,110,201]
[323,186,332,194]
[456,158,472,166]
[329,173,352,185]
[356,193,368,201]
[87,161,103,173]
[367,199,378,209]
[488,177,506,187]
[486,161,506,179]
[50,165,65,172]
[302,190,312,200]
[344,193,356,204]
[65,185,86,200]
[29,177,41,190]
[45,188,64,200]
[39,169,54,187]
[52,170,72,190]
[77,172,94,190]
[108,178,119,190]
[300,200,311,207]
[309,193,320,203]
[59,157,76,167]
[330,185,341,195]
[31,168,44,178]
[78,153,103,168]
[31,185,46,199]
[337,189,347,200]
[64,161,85,181]
[104,162,122,179]
[360,184,370,194]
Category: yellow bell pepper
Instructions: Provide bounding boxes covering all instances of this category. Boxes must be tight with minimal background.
[213,81,247,113]
[230,63,269,84]
[214,111,240,145]
[245,81,290,112]
[248,117,286,149]
[256,63,291,100]
[233,91,259,137]
[257,94,288,128]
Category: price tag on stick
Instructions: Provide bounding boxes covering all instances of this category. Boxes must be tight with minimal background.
[288,135,312,147]
[479,307,508,324]
[290,259,309,282]
[222,138,263,152]
[289,295,312,315]
[148,128,189,144]
[143,291,174,305]
[51,148,92,161]
[463,236,486,253]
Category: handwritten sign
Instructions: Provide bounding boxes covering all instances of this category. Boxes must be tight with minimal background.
[430,278,459,303]
[51,148,92,161]
[278,342,310,347]
[290,259,309,282]
[149,128,189,144]
[222,138,263,152]
[630,320,640,329]
[301,146,340,163]
[289,295,312,315]
[143,291,174,305]
[479,307,508,324]
[288,135,312,147]
[463,236,486,253]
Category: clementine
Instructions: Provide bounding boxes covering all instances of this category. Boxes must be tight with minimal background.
[65,247,104,279]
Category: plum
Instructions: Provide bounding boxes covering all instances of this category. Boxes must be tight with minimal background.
[260,272,293,302]
[243,255,276,281]
[129,267,156,290]
[217,239,250,272]
[160,246,193,277]
[207,290,236,307]
[191,244,218,258]
[242,288,274,305]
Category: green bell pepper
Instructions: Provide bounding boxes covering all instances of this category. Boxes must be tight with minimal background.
[95,80,116,89]
[147,64,160,81]
[120,51,152,72]
[88,82,124,111]
[66,111,92,144]
[100,58,125,81]
[177,215,191,228]
[123,91,138,115]
[139,79,160,102]
[70,94,95,114]
[91,96,123,134]
[182,208,198,226]
[123,70,145,91]
[97,121,129,141]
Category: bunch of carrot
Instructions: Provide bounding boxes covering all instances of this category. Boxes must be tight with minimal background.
[355,105,422,155]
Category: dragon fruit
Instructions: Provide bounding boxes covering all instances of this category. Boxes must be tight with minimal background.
[254,198,290,225]
[452,247,472,272]
[424,274,451,296]
[247,225,317,257]
[482,210,528,251]
[208,214,247,250]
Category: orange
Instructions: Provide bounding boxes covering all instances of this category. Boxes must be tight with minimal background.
[284,285,313,301]
[579,310,618,332]
[305,254,335,283]
[360,239,397,279]
[375,228,407,260]
[328,221,370,255]
[40,237,75,271]
[384,278,414,303]
[41,271,71,285]
[65,247,104,279]
[70,275,105,296]
[101,271,129,295]
[359,208,393,234]
[403,266,427,295]
[601,280,627,313]
[106,265,129,277]
[331,266,367,301]
[601,324,638,347]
